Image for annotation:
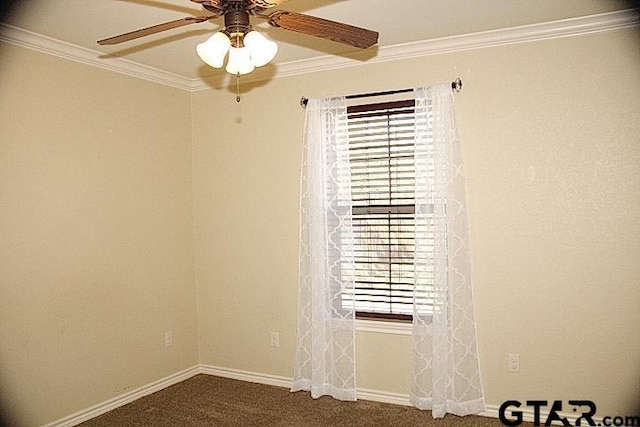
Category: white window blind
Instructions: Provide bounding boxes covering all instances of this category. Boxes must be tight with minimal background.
[342,99,433,321]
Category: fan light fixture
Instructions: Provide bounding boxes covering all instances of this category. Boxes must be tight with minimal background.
[98,0,379,100]
[196,30,277,75]
[98,1,380,72]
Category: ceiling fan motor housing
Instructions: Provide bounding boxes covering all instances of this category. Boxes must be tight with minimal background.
[224,9,251,36]
[200,0,256,37]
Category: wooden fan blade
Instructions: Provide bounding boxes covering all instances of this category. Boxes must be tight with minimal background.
[97,15,217,45]
[267,11,378,49]
[249,0,289,8]
[191,0,287,11]
[190,0,224,8]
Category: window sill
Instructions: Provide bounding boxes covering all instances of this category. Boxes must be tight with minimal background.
[355,319,412,335]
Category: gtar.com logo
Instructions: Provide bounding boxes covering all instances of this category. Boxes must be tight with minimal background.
[498,400,640,426]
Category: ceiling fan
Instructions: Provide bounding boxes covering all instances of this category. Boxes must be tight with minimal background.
[98,0,379,77]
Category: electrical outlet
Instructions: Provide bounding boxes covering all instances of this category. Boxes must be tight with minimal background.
[270,331,280,348]
[508,354,520,373]
[164,331,173,348]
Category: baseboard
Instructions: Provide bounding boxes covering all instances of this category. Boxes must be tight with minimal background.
[199,364,414,408]
[44,364,606,426]
[43,365,201,427]
[201,365,608,426]
[199,365,293,389]
[45,364,413,426]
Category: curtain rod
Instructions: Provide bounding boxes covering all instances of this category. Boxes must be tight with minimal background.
[300,78,462,109]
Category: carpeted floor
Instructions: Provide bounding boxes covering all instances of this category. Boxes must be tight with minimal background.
[78,374,532,426]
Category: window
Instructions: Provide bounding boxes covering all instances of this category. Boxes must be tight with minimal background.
[341,98,433,322]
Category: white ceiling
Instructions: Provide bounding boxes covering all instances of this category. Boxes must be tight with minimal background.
[1,0,637,82]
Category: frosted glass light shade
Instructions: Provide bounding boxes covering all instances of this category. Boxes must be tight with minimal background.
[196,32,231,68]
[225,47,255,75]
[243,31,278,67]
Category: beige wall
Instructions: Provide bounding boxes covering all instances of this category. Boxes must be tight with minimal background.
[192,27,640,417]
[0,44,199,426]
[1,24,639,427]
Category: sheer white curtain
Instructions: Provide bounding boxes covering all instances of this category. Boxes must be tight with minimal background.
[291,96,357,401]
[293,86,484,417]
[411,85,485,417]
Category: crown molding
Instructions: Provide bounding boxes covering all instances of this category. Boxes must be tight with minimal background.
[0,24,195,91]
[2,9,638,92]
[370,7,640,64]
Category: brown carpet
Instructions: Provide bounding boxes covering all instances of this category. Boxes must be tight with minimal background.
[78,374,531,426]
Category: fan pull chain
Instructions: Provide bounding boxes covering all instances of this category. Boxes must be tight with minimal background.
[235,73,241,103]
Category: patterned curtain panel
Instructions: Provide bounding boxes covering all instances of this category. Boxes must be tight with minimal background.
[291,96,356,401]
[410,85,485,417]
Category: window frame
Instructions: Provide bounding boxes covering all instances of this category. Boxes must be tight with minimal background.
[345,98,421,323]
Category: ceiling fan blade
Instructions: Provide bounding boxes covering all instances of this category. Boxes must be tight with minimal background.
[190,0,224,8]
[267,10,378,49]
[191,0,287,11]
[248,0,289,8]
[97,15,217,46]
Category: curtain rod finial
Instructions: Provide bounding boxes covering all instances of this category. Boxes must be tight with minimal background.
[300,97,308,109]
